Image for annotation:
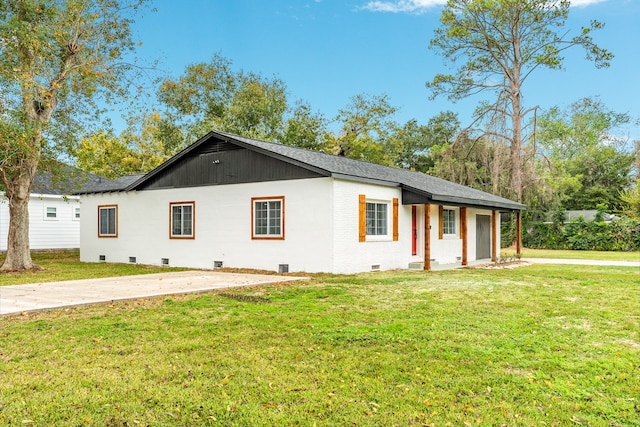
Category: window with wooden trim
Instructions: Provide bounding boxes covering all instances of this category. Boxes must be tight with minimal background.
[98,205,117,237]
[252,196,284,239]
[170,201,195,239]
[442,208,457,236]
[359,195,398,241]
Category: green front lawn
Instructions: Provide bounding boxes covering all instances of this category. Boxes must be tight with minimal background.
[1,264,638,426]
[520,247,640,261]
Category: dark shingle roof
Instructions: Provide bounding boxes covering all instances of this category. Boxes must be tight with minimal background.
[85,130,525,211]
[31,166,114,195]
[214,131,525,211]
[75,173,145,194]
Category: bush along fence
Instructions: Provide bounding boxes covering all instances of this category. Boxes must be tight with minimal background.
[522,216,640,251]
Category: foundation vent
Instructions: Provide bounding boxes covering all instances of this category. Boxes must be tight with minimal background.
[371,264,381,272]
[129,257,137,264]
[161,258,170,266]
[278,264,289,273]
[99,255,106,262]
[213,260,224,269]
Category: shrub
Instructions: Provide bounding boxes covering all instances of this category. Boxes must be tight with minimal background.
[500,218,517,248]
[523,216,640,251]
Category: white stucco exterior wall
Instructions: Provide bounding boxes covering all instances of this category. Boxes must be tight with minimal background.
[0,193,81,251]
[81,178,335,272]
[331,179,410,274]
[80,176,504,273]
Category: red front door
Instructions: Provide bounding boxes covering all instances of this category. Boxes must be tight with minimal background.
[411,206,417,255]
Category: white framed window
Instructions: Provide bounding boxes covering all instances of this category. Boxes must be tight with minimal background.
[98,205,117,237]
[366,202,388,236]
[44,206,57,220]
[443,208,457,236]
[170,201,195,239]
[252,196,284,239]
[73,206,81,221]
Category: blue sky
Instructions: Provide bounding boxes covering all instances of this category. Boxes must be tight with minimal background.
[129,0,640,140]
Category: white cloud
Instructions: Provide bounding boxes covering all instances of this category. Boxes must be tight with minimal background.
[360,0,446,14]
[360,0,608,13]
[570,0,608,6]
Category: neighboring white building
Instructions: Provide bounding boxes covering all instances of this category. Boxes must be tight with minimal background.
[79,131,526,274]
[0,193,81,251]
[0,168,119,251]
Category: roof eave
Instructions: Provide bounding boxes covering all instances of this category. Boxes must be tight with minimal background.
[403,185,526,211]
[332,173,400,188]
[432,194,526,211]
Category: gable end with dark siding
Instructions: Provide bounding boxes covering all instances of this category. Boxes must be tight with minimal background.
[137,138,326,190]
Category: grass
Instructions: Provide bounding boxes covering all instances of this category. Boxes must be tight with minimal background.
[0,251,187,286]
[510,247,640,262]
[1,259,638,426]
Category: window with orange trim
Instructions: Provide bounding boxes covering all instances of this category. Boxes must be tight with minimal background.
[252,196,284,239]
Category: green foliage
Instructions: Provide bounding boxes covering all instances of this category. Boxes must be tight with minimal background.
[156,53,237,140]
[524,216,640,251]
[389,111,460,172]
[500,215,516,248]
[325,93,398,164]
[620,180,640,219]
[156,53,325,147]
[222,73,288,141]
[74,113,172,178]
[281,101,327,150]
[535,97,634,212]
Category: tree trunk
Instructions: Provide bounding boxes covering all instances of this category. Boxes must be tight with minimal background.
[510,16,524,204]
[1,157,40,272]
[510,75,523,203]
[511,129,522,203]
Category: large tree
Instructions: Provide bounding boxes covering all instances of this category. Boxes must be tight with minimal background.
[75,113,170,179]
[427,0,612,202]
[325,93,398,165]
[536,97,634,211]
[387,111,460,173]
[0,0,148,271]
[157,54,296,144]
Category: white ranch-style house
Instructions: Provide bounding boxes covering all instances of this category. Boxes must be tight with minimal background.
[79,131,526,274]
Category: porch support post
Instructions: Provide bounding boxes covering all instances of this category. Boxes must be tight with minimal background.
[491,210,497,262]
[424,204,431,271]
[516,210,522,257]
[460,207,468,266]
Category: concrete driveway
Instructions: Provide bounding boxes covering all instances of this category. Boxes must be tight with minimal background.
[0,271,307,316]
